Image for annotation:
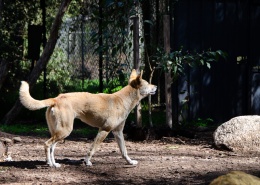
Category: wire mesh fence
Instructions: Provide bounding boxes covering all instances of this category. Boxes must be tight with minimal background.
[44,0,167,110]
[48,2,135,92]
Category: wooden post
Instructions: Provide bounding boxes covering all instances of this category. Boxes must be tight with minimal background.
[163,15,172,129]
[133,16,142,128]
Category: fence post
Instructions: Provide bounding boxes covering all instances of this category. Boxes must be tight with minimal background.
[133,16,142,128]
[81,15,85,90]
[163,15,172,129]
[98,0,103,92]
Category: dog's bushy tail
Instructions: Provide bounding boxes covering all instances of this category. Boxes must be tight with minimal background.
[19,81,55,110]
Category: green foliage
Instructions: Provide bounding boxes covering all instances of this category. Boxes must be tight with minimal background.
[0,123,49,136]
[0,122,97,137]
[154,48,227,82]
[152,47,227,128]
[184,118,214,129]
[0,1,41,92]
[127,110,166,127]
[88,0,136,76]
[194,118,213,127]
[70,126,98,138]
[103,76,127,93]
[38,47,73,93]
[0,0,81,91]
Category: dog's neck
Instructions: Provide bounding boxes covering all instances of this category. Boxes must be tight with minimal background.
[114,85,141,111]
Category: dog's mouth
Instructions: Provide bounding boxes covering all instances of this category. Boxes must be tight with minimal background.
[140,91,156,96]
[149,91,156,95]
[140,86,157,96]
[150,86,157,95]
[148,87,157,95]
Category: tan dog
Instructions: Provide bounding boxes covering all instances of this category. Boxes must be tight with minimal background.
[19,69,157,167]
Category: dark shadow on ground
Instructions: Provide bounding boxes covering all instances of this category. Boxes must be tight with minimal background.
[0,159,85,169]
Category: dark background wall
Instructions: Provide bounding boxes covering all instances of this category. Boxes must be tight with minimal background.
[171,0,260,124]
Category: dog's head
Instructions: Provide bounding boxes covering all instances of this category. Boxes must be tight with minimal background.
[129,69,157,97]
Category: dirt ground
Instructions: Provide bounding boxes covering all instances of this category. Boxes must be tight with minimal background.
[0,131,260,185]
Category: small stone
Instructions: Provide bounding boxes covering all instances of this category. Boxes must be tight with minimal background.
[13,137,22,143]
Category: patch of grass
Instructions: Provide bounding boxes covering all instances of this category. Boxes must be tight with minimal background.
[192,118,214,127]
[0,122,98,138]
[0,123,49,137]
[182,118,214,129]
[70,127,98,138]
[126,110,166,127]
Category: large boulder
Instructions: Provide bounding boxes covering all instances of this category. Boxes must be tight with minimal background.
[213,116,260,152]
[210,171,260,185]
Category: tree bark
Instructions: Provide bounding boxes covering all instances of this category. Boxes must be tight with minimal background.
[1,0,72,125]
[132,16,142,128]
[163,15,172,129]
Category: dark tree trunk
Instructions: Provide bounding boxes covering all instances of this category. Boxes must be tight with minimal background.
[0,60,9,90]
[163,15,172,129]
[1,0,72,125]
[141,0,151,77]
[0,0,2,20]
[0,0,8,90]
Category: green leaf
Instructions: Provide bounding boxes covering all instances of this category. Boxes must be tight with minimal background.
[206,62,211,69]
[144,20,154,25]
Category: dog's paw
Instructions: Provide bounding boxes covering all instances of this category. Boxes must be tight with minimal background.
[53,163,61,168]
[84,160,92,166]
[129,160,138,165]
[47,162,54,167]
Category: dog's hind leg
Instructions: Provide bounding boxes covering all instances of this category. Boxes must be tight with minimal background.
[45,107,73,167]
[112,123,138,165]
[45,138,61,167]
[85,129,109,166]
[50,142,59,167]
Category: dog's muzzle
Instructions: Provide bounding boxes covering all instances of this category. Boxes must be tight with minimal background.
[149,85,157,95]
[140,85,157,96]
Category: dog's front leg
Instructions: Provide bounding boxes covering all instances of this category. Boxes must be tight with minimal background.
[85,129,109,166]
[113,130,138,165]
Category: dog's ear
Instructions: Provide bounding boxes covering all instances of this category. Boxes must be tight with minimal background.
[139,70,143,79]
[129,70,142,89]
[129,69,137,84]
[129,69,137,79]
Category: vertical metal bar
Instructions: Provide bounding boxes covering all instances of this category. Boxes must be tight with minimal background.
[67,26,70,66]
[99,0,103,93]
[81,16,84,90]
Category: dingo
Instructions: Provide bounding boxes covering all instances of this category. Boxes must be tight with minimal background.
[19,69,157,167]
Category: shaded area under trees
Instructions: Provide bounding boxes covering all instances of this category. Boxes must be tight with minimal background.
[1,0,72,125]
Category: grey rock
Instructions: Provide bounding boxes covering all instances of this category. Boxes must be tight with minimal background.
[213,115,260,152]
